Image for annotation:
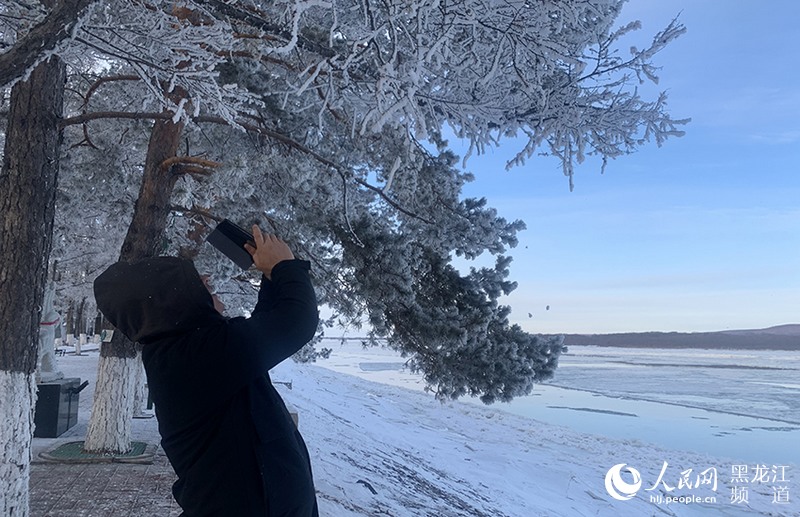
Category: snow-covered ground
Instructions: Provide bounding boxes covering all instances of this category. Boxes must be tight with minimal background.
[308,341,799,516]
[36,344,799,516]
[313,342,800,464]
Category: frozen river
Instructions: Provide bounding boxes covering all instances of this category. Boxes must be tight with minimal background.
[315,342,800,467]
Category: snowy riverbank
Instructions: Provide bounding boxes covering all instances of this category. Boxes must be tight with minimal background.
[314,342,800,465]
[34,350,798,516]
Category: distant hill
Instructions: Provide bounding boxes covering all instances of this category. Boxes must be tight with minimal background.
[559,324,800,350]
[721,324,800,336]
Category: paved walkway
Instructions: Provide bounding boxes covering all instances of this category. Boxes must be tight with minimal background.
[28,352,183,516]
[30,447,182,517]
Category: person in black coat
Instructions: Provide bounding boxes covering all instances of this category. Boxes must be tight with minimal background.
[94,226,319,516]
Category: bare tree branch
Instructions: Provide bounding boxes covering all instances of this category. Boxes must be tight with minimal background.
[82,74,140,108]
[169,204,224,223]
[159,156,222,173]
[60,110,171,126]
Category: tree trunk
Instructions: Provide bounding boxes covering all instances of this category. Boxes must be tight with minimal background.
[76,297,86,335]
[0,56,65,517]
[65,301,74,345]
[76,297,87,354]
[83,352,138,453]
[132,348,151,417]
[84,116,185,453]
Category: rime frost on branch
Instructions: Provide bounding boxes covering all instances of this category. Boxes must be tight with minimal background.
[212,0,686,188]
[21,0,688,402]
[4,1,686,184]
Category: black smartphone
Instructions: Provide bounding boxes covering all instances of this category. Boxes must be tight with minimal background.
[206,219,255,269]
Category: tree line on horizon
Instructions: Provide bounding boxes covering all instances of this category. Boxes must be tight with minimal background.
[562,327,800,350]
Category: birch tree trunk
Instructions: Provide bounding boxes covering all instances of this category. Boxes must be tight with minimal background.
[84,115,185,453]
[0,56,65,517]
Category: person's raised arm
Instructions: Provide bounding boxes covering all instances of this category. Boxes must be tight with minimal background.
[232,226,318,372]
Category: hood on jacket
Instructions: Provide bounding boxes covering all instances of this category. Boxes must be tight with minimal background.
[94,256,224,344]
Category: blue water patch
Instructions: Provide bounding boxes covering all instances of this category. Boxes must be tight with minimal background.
[359,362,407,372]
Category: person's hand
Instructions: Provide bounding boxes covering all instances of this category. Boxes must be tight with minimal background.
[244,225,294,279]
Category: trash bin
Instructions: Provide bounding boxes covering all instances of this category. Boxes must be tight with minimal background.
[34,377,89,438]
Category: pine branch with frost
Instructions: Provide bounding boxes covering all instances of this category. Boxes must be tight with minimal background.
[6,1,687,187]
[46,0,690,402]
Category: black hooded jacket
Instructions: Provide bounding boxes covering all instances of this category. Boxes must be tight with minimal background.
[94,257,319,516]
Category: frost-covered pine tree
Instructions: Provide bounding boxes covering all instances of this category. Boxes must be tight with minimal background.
[162,120,564,403]
[3,1,688,506]
[70,0,686,445]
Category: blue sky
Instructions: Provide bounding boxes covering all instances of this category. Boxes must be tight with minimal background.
[453,1,800,334]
